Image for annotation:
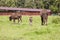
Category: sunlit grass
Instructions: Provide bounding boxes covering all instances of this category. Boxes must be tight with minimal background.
[0,16,60,40]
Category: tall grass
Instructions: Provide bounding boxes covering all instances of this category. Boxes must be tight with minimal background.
[0,16,60,40]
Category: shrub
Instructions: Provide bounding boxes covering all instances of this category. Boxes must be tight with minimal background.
[52,17,60,24]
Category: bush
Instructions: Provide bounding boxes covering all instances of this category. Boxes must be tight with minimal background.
[52,17,60,24]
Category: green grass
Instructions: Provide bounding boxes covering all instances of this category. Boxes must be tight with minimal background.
[0,16,60,40]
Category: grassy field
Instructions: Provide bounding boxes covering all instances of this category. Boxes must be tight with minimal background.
[0,16,60,40]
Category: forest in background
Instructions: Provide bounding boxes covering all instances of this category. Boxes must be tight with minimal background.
[0,0,60,14]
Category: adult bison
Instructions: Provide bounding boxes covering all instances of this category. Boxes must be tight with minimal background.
[40,9,48,25]
[9,12,22,23]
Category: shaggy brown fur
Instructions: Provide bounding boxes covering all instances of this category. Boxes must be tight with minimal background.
[9,13,22,23]
[40,9,48,25]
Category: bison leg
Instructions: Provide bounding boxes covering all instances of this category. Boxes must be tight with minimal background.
[45,19,47,25]
[41,17,44,25]
[20,19,22,22]
[19,18,22,22]
[43,19,46,25]
[18,19,20,23]
[13,19,15,23]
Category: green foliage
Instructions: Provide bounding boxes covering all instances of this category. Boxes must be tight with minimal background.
[49,5,58,14]
[0,16,60,40]
[0,0,60,13]
[52,17,60,24]
[15,0,25,7]
[25,0,34,8]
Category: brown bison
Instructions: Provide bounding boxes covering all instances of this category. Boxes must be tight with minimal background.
[9,12,22,23]
[40,9,48,25]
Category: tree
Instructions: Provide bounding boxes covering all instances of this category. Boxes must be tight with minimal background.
[50,5,58,14]
[16,0,25,8]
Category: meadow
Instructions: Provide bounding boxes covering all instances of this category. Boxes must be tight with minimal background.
[0,16,60,40]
